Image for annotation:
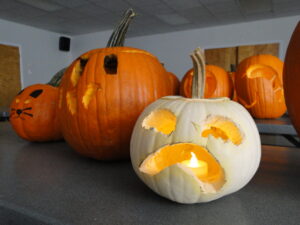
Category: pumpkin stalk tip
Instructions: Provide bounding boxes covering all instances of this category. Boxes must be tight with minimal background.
[190,47,206,99]
[47,68,66,87]
[106,8,136,48]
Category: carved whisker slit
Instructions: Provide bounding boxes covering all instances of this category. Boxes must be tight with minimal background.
[23,112,33,117]
[23,107,32,111]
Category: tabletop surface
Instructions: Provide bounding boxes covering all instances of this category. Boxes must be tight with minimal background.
[0,122,300,225]
[255,114,297,135]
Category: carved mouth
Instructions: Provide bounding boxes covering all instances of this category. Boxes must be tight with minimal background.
[139,143,226,193]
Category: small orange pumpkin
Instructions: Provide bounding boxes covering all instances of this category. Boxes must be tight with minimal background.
[283,22,300,136]
[58,9,175,160]
[235,54,286,119]
[9,71,63,142]
[180,65,233,98]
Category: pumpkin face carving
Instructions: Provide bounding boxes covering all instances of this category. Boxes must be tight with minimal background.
[130,48,261,204]
[58,9,175,160]
[10,84,62,141]
[235,55,286,118]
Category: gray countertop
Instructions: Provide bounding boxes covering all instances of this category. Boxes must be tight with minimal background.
[255,115,297,135]
[0,122,300,225]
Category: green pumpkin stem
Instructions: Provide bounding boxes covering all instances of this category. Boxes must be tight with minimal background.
[190,48,206,99]
[106,8,136,47]
[47,68,66,87]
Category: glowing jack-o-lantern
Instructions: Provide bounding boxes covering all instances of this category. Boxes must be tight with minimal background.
[235,55,286,118]
[130,48,261,204]
[9,79,62,142]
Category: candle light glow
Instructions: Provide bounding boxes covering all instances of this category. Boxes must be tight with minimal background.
[181,152,208,178]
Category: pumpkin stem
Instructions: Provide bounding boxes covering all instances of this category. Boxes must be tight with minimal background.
[47,68,66,87]
[190,47,206,99]
[106,8,136,47]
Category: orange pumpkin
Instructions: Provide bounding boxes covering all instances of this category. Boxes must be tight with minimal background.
[58,9,175,160]
[283,22,300,136]
[9,78,62,142]
[167,71,180,95]
[180,65,233,98]
[235,54,286,119]
[228,71,238,101]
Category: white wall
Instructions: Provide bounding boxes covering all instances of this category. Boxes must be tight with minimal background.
[72,15,300,79]
[0,19,72,87]
[2,14,299,87]
[71,30,112,59]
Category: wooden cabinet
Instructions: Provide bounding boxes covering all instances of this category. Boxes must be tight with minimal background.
[205,43,279,71]
[0,44,21,108]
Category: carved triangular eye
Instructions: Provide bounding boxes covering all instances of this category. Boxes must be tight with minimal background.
[17,89,24,95]
[30,89,43,98]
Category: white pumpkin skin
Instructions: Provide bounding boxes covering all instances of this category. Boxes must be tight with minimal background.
[130,96,261,204]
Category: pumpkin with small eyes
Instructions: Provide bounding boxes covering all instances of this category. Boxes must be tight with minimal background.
[130,48,261,204]
[58,9,175,160]
[9,71,63,142]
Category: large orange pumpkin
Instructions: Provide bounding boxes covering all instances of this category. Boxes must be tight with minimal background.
[235,55,286,119]
[58,9,175,160]
[283,22,300,136]
[9,71,63,142]
[180,65,233,98]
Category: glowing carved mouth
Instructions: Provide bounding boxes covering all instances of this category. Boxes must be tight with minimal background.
[139,143,225,193]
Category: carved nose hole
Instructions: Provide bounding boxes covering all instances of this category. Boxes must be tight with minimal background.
[104,54,118,74]
[16,109,22,115]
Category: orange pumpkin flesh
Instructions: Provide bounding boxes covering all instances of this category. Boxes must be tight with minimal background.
[235,55,286,119]
[10,84,62,142]
[180,65,232,98]
[139,143,225,192]
[283,22,300,136]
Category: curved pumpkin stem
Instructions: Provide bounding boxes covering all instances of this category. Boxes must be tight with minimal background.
[47,68,66,87]
[106,8,136,47]
[190,47,206,99]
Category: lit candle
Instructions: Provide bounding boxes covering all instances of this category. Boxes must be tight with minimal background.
[181,152,208,177]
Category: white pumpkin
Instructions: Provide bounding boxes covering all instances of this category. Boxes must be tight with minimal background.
[130,48,261,204]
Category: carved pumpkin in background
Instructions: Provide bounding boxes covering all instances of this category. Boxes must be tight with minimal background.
[130,48,261,204]
[58,9,176,160]
[180,65,233,99]
[283,22,300,136]
[235,54,286,119]
[9,76,63,142]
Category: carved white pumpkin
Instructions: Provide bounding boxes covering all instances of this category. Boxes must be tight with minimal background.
[130,48,261,204]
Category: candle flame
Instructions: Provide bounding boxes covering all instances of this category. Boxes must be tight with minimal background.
[189,152,200,168]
